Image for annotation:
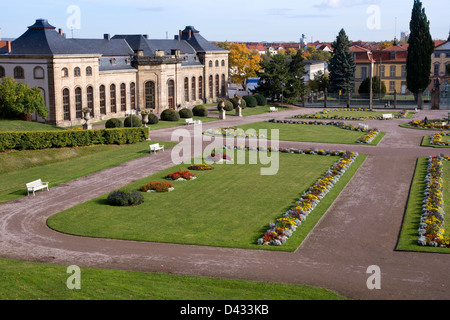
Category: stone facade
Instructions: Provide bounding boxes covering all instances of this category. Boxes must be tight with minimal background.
[0,19,229,127]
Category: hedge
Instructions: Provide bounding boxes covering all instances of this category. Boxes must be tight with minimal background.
[0,127,150,152]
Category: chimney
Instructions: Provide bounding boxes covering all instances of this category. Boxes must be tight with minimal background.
[59,28,63,35]
[7,41,12,53]
[104,34,110,40]
[188,30,191,39]
[179,30,182,39]
[143,34,148,39]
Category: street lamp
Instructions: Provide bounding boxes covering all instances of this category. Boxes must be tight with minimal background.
[367,51,374,110]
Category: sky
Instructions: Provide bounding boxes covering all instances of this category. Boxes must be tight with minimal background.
[1,0,448,43]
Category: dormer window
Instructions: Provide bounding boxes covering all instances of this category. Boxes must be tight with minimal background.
[125,58,131,65]
[110,58,116,65]
[390,52,396,60]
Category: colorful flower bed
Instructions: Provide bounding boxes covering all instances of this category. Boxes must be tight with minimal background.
[418,155,450,248]
[265,119,380,144]
[206,151,233,163]
[204,127,266,139]
[165,170,196,181]
[294,108,409,121]
[429,132,450,146]
[408,119,450,130]
[188,164,214,171]
[256,150,359,246]
[140,181,174,193]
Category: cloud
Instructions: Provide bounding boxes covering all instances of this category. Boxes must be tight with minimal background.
[315,0,381,9]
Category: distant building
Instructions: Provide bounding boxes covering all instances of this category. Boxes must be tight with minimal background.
[0,19,229,127]
[303,60,327,83]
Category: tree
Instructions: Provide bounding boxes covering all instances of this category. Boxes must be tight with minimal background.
[0,77,48,119]
[308,70,330,93]
[328,29,356,107]
[284,50,307,105]
[358,76,386,98]
[406,0,435,109]
[228,43,262,91]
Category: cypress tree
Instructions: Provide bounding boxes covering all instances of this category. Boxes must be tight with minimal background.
[406,0,435,109]
[328,29,355,107]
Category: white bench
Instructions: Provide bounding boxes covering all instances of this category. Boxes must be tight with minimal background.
[358,123,369,130]
[382,113,393,119]
[26,179,49,196]
[149,143,164,153]
[269,107,278,112]
[185,118,195,125]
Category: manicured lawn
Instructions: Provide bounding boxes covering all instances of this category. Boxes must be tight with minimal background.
[48,151,366,252]
[0,140,176,203]
[230,121,385,145]
[397,158,450,253]
[296,109,412,121]
[210,105,290,117]
[0,119,65,131]
[421,134,450,148]
[146,116,219,130]
[0,258,348,300]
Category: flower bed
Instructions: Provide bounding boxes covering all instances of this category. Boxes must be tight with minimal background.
[203,127,266,139]
[140,181,174,193]
[165,170,196,181]
[265,119,380,144]
[418,155,450,248]
[429,132,450,146]
[188,164,214,171]
[293,108,409,121]
[256,151,359,246]
[408,119,450,130]
[207,151,233,163]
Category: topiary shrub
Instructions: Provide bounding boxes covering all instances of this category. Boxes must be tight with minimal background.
[107,189,144,206]
[105,118,123,128]
[179,108,194,119]
[243,95,258,108]
[217,100,234,111]
[147,113,159,125]
[192,105,208,117]
[160,109,180,121]
[230,96,247,109]
[124,115,142,127]
[254,94,267,106]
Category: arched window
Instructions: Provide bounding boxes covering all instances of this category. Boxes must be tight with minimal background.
[215,60,219,67]
[75,87,82,119]
[221,60,225,67]
[99,85,106,115]
[184,77,189,102]
[221,74,226,97]
[62,68,69,78]
[191,77,196,101]
[168,80,175,109]
[209,61,213,68]
[198,76,203,100]
[74,67,81,77]
[215,74,220,98]
[87,86,94,116]
[120,83,126,111]
[130,82,136,110]
[14,66,24,79]
[145,81,156,109]
[33,67,44,79]
[0,66,5,78]
[62,88,71,120]
[209,75,213,99]
[110,84,116,113]
[86,66,92,76]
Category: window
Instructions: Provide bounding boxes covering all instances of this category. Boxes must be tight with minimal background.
[209,75,213,98]
[401,65,407,78]
[33,67,44,79]
[120,83,126,111]
[434,63,440,76]
[380,65,385,78]
[389,81,395,92]
[86,66,92,76]
[221,60,225,67]
[184,77,189,102]
[361,67,367,80]
[75,87,82,119]
[14,66,24,79]
[130,82,136,110]
[215,60,219,67]
[390,66,396,78]
[221,74,226,97]
[168,80,175,109]
[435,53,441,58]
[63,88,71,120]
[191,77,196,101]
[198,76,203,100]
[110,84,116,113]
[215,74,220,98]
[0,66,4,78]
[145,81,155,109]
[62,68,69,78]
[446,64,449,76]
[100,85,106,115]
[390,52,396,60]
[74,67,81,77]
[209,61,213,68]
[87,86,94,116]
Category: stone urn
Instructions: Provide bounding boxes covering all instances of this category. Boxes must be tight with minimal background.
[218,100,226,120]
[235,95,242,117]
[82,109,92,130]
[142,113,149,127]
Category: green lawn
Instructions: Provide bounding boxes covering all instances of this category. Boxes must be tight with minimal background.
[48,151,365,252]
[0,258,348,300]
[0,140,177,203]
[0,119,65,131]
[421,135,450,148]
[296,109,412,121]
[211,105,290,117]
[146,116,219,130]
[229,121,384,145]
[397,158,450,253]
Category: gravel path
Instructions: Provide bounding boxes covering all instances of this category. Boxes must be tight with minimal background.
[1,107,450,300]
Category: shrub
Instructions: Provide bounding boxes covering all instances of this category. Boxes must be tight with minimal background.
[179,108,193,119]
[217,100,234,111]
[243,95,258,108]
[160,109,180,121]
[192,105,208,117]
[230,96,247,109]
[147,113,159,125]
[105,118,123,128]
[254,94,267,106]
[124,115,142,127]
[107,189,144,207]
[140,181,173,193]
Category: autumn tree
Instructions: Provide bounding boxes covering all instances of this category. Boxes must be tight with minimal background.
[228,43,262,91]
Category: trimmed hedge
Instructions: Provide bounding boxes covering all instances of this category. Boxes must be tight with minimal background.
[217,100,234,111]
[0,127,150,152]
[147,113,159,125]
[243,95,258,108]
[192,105,208,117]
[161,109,180,121]
[179,108,194,119]
[230,96,247,109]
[124,115,142,128]
[105,118,123,128]
[254,94,267,106]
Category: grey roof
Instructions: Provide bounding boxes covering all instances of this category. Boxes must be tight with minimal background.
[147,39,196,55]
[180,26,226,53]
[112,35,155,56]
[67,38,134,56]
[99,56,136,72]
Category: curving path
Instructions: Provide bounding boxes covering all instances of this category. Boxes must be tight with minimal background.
[1,107,450,300]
